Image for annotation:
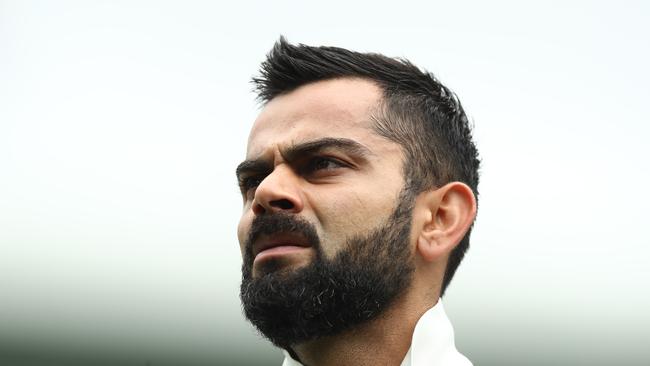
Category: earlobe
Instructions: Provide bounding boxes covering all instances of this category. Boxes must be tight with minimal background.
[417,229,445,262]
[416,182,477,263]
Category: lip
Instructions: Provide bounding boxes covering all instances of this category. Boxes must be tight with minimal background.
[252,232,312,259]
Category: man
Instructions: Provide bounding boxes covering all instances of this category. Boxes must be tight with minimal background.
[236,37,479,366]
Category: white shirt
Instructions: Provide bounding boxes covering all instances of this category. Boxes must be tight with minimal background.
[281,300,472,366]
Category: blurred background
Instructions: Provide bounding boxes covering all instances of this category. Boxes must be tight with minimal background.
[1,1,649,365]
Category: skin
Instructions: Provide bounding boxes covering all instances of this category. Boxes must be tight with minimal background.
[236,77,477,366]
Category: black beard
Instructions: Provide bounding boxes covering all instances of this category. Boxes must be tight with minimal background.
[239,191,415,349]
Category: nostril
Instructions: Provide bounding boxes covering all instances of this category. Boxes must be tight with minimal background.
[270,199,294,210]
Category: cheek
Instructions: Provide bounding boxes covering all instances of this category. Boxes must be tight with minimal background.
[237,214,251,256]
[315,190,397,254]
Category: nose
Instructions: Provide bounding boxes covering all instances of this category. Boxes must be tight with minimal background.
[252,165,304,215]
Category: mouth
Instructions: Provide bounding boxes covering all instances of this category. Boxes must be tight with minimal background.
[252,232,312,260]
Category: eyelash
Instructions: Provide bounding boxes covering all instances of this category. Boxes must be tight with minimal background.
[301,156,347,174]
[239,156,347,194]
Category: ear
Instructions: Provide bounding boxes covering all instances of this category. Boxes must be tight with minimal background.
[415,182,477,262]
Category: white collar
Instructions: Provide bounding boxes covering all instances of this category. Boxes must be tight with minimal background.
[400,300,472,366]
[281,300,472,366]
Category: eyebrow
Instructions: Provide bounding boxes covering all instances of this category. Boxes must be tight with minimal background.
[282,137,372,162]
[235,137,372,180]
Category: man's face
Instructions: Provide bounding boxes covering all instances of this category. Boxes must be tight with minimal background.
[237,78,408,274]
[236,78,417,347]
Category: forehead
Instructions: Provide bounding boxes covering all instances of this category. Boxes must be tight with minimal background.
[247,78,385,158]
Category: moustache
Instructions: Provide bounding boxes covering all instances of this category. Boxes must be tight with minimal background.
[244,212,321,261]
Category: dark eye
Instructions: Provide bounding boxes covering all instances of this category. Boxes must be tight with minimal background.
[303,156,346,174]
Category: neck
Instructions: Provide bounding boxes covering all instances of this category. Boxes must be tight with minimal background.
[291,288,437,366]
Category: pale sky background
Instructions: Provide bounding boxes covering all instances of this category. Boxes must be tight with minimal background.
[1,1,649,365]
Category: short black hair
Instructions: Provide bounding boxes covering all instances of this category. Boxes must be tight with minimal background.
[252,37,480,297]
